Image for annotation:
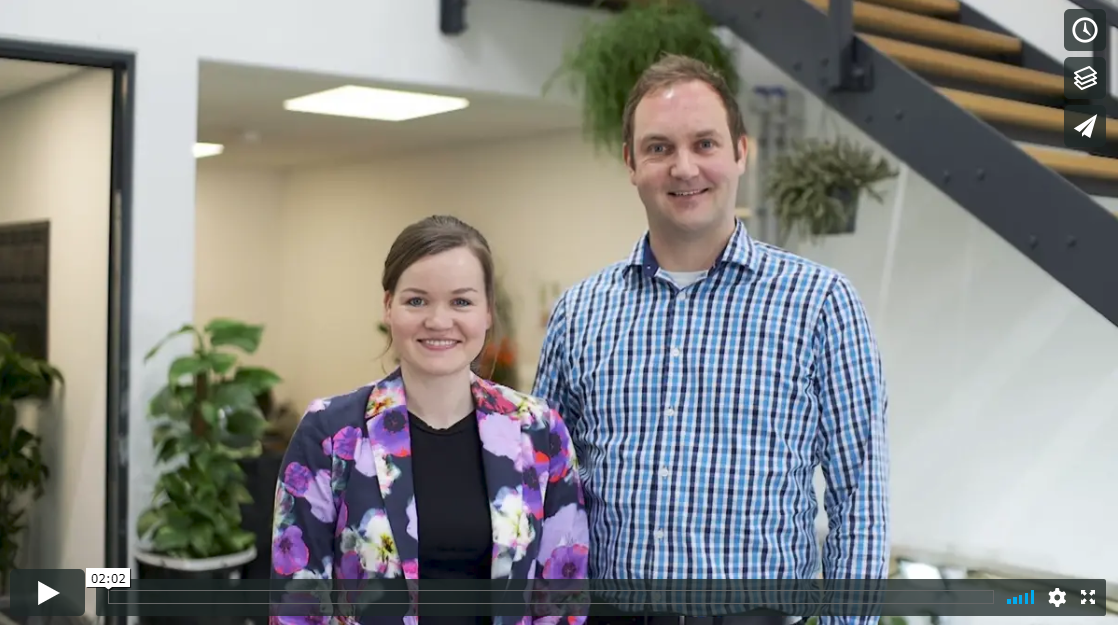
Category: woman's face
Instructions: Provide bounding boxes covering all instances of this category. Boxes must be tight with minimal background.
[383,246,491,380]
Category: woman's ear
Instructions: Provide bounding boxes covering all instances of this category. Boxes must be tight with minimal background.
[383,291,393,326]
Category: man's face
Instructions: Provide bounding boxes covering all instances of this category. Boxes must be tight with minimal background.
[624,80,747,239]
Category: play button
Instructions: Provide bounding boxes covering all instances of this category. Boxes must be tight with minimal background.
[37,581,60,605]
[9,569,84,617]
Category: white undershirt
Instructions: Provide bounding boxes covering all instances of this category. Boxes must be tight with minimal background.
[660,269,706,289]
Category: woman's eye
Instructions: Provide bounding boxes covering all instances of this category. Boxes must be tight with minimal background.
[405,297,424,306]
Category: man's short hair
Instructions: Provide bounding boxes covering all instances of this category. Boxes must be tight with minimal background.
[622,53,747,164]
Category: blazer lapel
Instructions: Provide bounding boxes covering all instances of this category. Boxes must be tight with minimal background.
[363,370,419,580]
[471,376,542,580]
[361,370,543,582]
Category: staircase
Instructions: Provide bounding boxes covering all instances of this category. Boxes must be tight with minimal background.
[803,0,1118,183]
[693,0,1118,327]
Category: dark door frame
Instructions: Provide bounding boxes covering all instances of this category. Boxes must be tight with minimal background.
[0,37,134,623]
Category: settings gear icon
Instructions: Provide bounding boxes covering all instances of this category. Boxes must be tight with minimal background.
[1049,588,1067,607]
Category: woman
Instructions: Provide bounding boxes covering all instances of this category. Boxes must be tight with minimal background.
[270,215,589,625]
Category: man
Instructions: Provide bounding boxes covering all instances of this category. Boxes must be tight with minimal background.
[532,54,890,625]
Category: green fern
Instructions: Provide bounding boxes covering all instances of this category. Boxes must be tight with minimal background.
[545,1,740,155]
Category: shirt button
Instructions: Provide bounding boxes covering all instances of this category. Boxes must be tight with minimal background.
[652,592,664,603]
[665,407,675,417]
[658,467,669,478]
[670,347,681,358]
[654,529,665,540]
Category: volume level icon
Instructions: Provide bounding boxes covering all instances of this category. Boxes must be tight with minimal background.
[1008,590,1035,605]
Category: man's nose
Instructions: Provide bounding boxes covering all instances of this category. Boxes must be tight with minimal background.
[671,151,699,178]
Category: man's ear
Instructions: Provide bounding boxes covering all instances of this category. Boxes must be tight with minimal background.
[623,143,636,183]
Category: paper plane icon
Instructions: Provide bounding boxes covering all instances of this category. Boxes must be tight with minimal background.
[1076,114,1098,137]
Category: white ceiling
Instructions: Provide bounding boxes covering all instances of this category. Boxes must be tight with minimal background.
[197,62,583,170]
[0,58,583,170]
[0,58,84,100]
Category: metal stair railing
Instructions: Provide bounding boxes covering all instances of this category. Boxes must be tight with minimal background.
[693,0,1118,328]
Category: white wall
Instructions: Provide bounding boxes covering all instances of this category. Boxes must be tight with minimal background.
[789,117,1118,587]
[193,165,288,384]
[0,68,113,614]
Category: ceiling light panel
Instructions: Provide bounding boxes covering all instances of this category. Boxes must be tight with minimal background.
[283,85,470,122]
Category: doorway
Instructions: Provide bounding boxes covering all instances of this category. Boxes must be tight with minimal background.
[0,38,134,625]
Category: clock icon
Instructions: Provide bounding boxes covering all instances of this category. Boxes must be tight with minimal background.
[1074,16,1099,43]
[1067,9,1107,50]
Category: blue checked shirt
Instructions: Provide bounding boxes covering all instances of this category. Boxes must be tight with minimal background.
[532,220,889,625]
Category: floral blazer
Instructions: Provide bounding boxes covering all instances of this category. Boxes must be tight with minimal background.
[270,369,590,625]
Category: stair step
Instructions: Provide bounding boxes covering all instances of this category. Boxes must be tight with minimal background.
[860,0,960,17]
[1022,145,1118,181]
[806,0,1020,55]
[861,34,1063,96]
[941,88,1118,140]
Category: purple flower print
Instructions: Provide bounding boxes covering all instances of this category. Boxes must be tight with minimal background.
[406,497,417,540]
[403,559,418,580]
[522,466,543,519]
[537,503,589,562]
[332,426,361,460]
[283,463,314,497]
[305,469,335,523]
[277,614,329,625]
[548,422,572,480]
[475,383,519,415]
[352,436,375,477]
[273,525,309,575]
[338,550,363,579]
[369,407,410,456]
[479,413,523,462]
[542,544,589,580]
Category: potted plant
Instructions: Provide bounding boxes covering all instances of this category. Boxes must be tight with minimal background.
[134,318,281,600]
[545,0,740,154]
[0,333,62,599]
[765,136,897,243]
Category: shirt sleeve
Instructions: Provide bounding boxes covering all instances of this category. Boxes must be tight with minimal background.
[532,292,577,421]
[813,275,890,625]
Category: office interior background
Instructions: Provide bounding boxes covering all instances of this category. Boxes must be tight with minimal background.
[0,0,1113,623]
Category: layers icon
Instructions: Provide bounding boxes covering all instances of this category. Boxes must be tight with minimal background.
[1075,64,1099,90]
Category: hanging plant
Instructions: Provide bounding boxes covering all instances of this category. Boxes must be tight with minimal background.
[545,0,740,154]
[764,136,897,243]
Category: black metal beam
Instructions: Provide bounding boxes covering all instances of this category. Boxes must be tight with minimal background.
[692,0,1118,329]
[521,0,628,11]
[441,0,467,35]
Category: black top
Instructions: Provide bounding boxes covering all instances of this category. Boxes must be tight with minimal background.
[409,411,492,625]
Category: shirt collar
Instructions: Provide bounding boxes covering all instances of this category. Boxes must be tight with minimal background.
[626,218,759,279]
